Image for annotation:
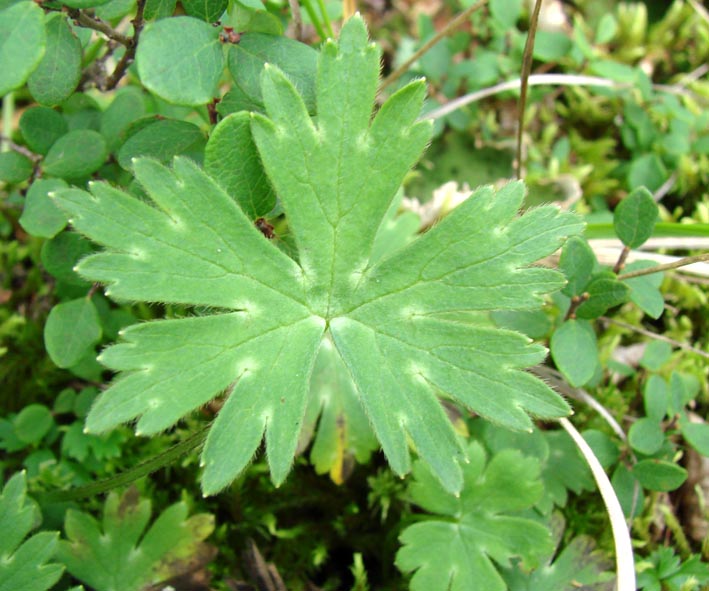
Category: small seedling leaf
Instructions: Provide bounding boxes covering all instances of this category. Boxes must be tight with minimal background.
[614,186,658,248]
[550,319,598,387]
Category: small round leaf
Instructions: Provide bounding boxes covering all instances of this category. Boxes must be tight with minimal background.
[182,0,227,22]
[575,274,631,319]
[205,111,275,217]
[28,13,82,106]
[137,16,223,106]
[559,235,596,297]
[14,404,54,444]
[43,130,108,179]
[40,232,94,285]
[61,0,113,9]
[633,459,687,492]
[227,33,317,113]
[550,319,598,387]
[0,151,33,183]
[680,419,709,457]
[622,260,664,319]
[628,417,664,455]
[19,178,69,238]
[44,298,102,368]
[117,119,205,170]
[19,106,68,155]
[613,186,658,248]
[0,1,46,95]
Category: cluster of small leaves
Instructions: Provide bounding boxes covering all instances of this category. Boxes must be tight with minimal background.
[551,186,660,387]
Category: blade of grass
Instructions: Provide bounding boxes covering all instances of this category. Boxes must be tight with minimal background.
[316,0,334,37]
[559,417,636,591]
[515,0,543,179]
[301,0,328,40]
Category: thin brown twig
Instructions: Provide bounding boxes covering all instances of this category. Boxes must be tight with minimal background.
[613,245,631,274]
[515,0,543,180]
[379,0,488,92]
[0,136,41,162]
[600,316,709,360]
[105,0,147,90]
[617,253,709,280]
[65,8,131,46]
[288,0,303,41]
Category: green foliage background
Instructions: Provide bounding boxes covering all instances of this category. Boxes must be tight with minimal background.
[1,0,709,589]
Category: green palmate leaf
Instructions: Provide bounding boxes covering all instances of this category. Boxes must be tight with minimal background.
[0,1,46,96]
[19,106,68,155]
[502,514,613,591]
[614,186,658,248]
[136,16,223,105]
[27,13,82,106]
[396,442,552,591]
[56,488,214,591]
[204,112,275,218]
[0,472,64,591]
[54,16,581,495]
